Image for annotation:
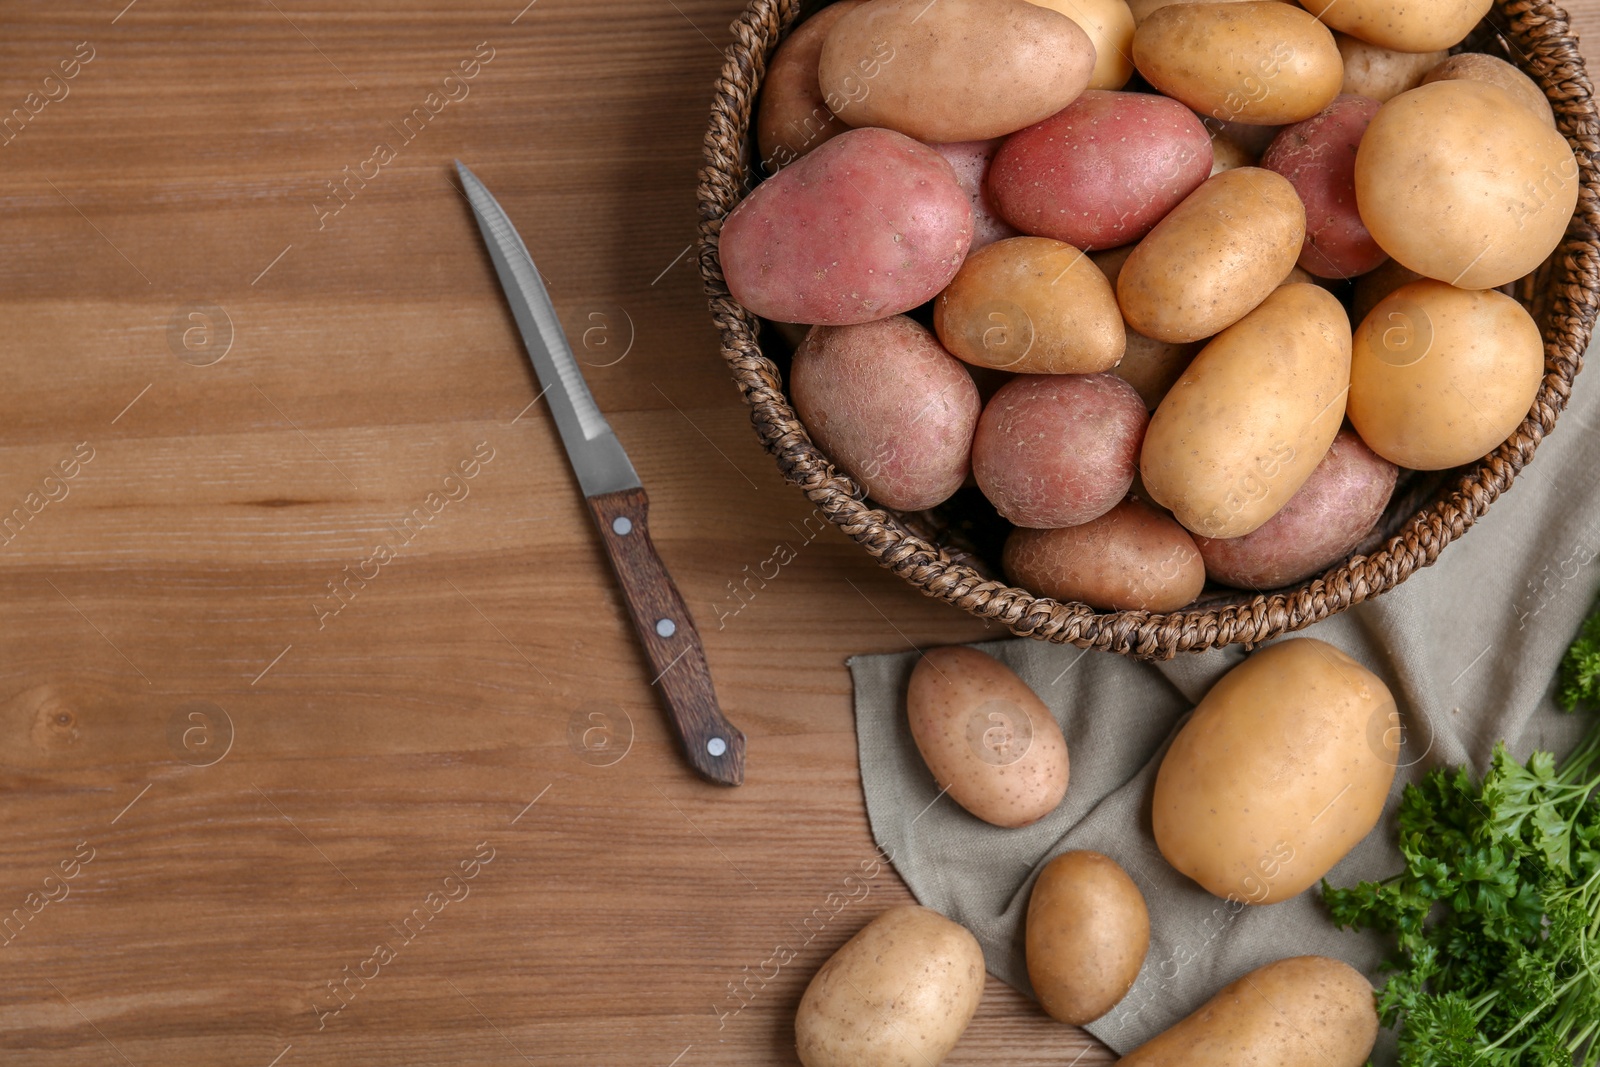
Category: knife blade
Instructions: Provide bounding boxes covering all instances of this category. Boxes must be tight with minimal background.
[456,160,746,787]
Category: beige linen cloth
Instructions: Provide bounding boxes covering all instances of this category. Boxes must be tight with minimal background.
[848,361,1600,1056]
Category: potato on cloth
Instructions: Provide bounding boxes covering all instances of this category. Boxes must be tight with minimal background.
[847,359,1600,1051]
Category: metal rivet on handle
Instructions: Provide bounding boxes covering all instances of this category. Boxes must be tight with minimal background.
[655,618,676,638]
[706,737,727,757]
[612,516,632,535]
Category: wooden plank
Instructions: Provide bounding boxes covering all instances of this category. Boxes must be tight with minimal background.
[0,0,1592,1063]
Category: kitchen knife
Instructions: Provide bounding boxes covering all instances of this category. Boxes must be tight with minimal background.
[456,160,746,787]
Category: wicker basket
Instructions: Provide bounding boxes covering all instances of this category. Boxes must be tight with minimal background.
[697,0,1600,658]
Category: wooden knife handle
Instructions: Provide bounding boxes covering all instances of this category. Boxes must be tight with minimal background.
[586,487,746,786]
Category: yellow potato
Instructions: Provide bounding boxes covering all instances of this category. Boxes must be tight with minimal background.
[1113,333,1202,408]
[755,2,863,171]
[1027,0,1137,89]
[1117,167,1306,344]
[1337,33,1446,102]
[1026,851,1149,1025]
[1128,0,1285,25]
[1118,956,1379,1066]
[796,905,985,1067]
[1209,130,1253,174]
[1302,0,1489,52]
[1422,52,1556,127]
[1350,257,1423,324]
[936,237,1124,374]
[1152,639,1397,904]
[1355,80,1578,290]
[907,646,1070,828]
[1348,279,1544,470]
[1141,284,1350,539]
[1004,499,1205,612]
[819,0,1095,142]
[1091,246,1203,408]
[1133,3,1342,125]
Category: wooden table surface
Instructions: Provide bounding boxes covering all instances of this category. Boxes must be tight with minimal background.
[1,2,1594,1064]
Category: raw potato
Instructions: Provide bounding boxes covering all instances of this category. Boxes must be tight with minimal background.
[1204,116,1279,157]
[1141,284,1351,538]
[907,646,1070,827]
[1301,0,1490,52]
[755,2,863,172]
[791,317,980,510]
[1196,428,1398,589]
[1117,956,1379,1066]
[988,90,1213,250]
[720,127,973,325]
[1261,95,1387,279]
[1133,3,1342,125]
[1092,246,1202,408]
[796,905,985,1067]
[935,237,1124,374]
[1128,0,1281,21]
[1355,80,1579,290]
[974,374,1147,528]
[1350,257,1424,324]
[1209,131,1253,174]
[1348,279,1544,470]
[932,140,1021,251]
[1026,851,1150,1025]
[1004,499,1205,612]
[1117,168,1307,344]
[1114,334,1202,408]
[819,0,1096,142]
[1027,0,1137,89]
[1152,638,1398,904]
[1422,53,1555,127]
[1337,33,1446,102]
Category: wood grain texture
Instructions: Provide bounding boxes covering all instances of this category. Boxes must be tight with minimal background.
[0,1,1593,1064]
[586,486,746,786]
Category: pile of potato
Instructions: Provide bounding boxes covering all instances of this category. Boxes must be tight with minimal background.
[723,0,1579,612]
[795,638,1397,1066]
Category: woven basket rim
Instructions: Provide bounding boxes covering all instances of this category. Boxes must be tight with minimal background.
[696,0,1600,659]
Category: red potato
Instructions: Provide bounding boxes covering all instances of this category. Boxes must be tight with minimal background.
[932,140,1022,251]
[1196,428,1398,589]
[791,317,980,511]
[755,2,863,174]
[1261,95,1387,279]
[973,374,1147,528]
[989,91,1213,249]
[720,127,974,325]
[1005,499,1205,611]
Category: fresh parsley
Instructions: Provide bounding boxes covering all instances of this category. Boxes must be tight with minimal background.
[1321,623,1600,1066]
